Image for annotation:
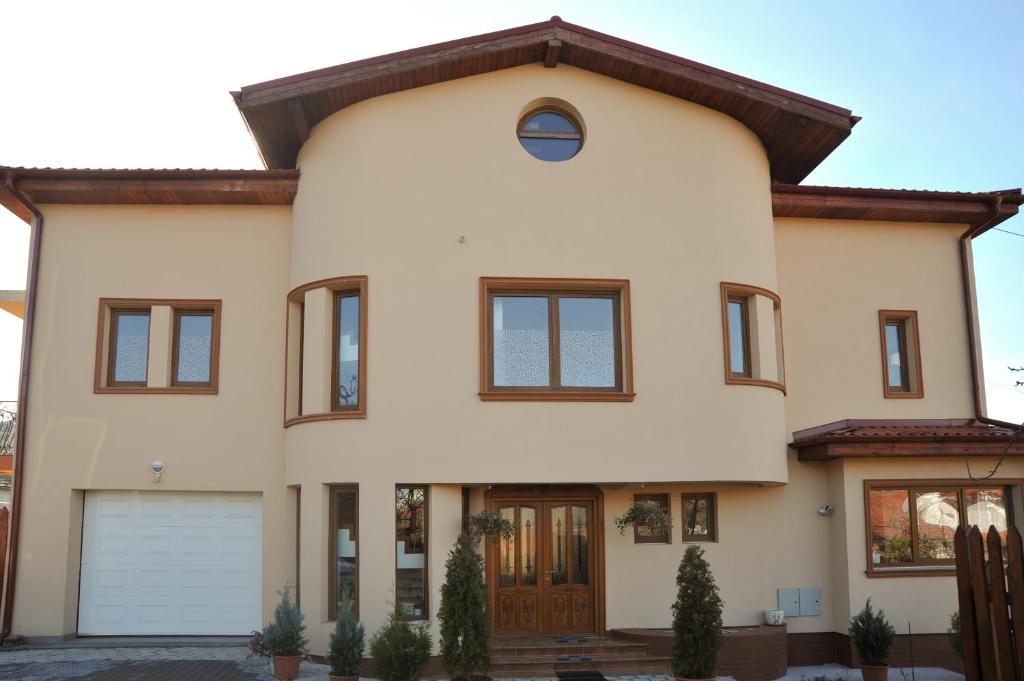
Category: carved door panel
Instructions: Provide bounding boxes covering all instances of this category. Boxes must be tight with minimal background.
[543,501,594,634]
[493,504,541,634]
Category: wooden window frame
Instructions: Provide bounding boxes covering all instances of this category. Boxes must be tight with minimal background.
[328,484,359,620]
[331,289,366,413]
[726,296,752,379]
[682,492,718,543]
[170,305,220,390]
[95,298,221,394]
[864,479,1017,577]
[719,282,785,394]
[479,277,634,402]
[878,310,923,399]
[633,493,671,544]
[284,276,368,426]
[106,307,151,388]
[395,485,429,622]
[517,106,585,160]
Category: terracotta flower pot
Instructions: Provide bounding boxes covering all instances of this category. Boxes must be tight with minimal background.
[272,655,302,680]
[860,665,888,681]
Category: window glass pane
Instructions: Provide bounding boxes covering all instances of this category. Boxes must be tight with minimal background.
[395,487,427,618]
[519,137,581,162]
[728,300,747,375]
[550,505,568,586]
[522,112,579,135]
[559,297,616,388]
[337,294,360,407]
[113,313,150,383]
[493,296,550,387]
[520,507,537,587]
[915,490,959,561]
[334,489,358,614]
[885,322,906,389]
[176,313,213,383]
[499,506,515,588]
[683,495,711,539]
[869,489,913,565]
[635,494,670,542]
[966,487,1009,557]
[572,505,589,585]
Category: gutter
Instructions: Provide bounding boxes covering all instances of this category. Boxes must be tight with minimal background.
[959,195,1017,430]
[0,171,43,644]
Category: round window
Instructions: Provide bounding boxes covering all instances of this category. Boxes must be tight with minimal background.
[517,108,583,162]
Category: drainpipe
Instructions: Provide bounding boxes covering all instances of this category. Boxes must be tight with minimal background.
[959,195,1017,429]
[0,170,43,644]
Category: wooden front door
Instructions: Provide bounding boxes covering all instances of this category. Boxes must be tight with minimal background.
[490,490,599,635]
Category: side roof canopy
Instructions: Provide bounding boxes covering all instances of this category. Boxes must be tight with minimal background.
[233,16,859,182]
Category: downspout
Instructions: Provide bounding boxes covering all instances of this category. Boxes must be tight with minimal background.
[959,195,1017,429]
[0,171,43,644]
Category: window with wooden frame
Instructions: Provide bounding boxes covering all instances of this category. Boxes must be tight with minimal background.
[517,107,584,162]
[720,283,785,393]
[633,493,671,544]
[479,278,634,401]
[682,493,718,542]
[878,310,923,398]
[95,298,221,394]
[329,485,358,619]
[332,289,364,412]
[396,486,428,620]
[865,481,1013,575]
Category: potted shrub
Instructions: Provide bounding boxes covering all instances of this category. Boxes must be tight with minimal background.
[328,588,365,681]
[262,585,308,680]
[615,497,672,537]
[671,545,723,681]
[468,510,514,544]
[849,599,896,681]
[439,534,491,680]
[369,605,432,681]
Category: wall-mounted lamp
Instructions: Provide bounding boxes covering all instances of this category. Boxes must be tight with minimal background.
[151,460,166,482]
[818,504,833,516]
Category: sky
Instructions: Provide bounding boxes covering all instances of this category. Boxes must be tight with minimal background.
[0,0,1021,420]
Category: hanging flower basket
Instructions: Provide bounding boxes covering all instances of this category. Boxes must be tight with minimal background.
[469,510,515,544]
[615,498,672,537]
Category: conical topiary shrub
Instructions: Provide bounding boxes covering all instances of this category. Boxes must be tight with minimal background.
[439,533,491,680]
[328,588,365,680]
[671,545,723,680]
[263,584,308,680]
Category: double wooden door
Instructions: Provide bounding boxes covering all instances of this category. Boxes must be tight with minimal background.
[490,496,597,635]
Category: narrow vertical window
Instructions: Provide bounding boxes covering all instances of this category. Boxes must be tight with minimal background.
[878,310,923,398]
[108,310,150,386]
[297,302,305,415]
[682,493,717,542]
[172,310,214,386]
[727,297,750,377]
[395,486,428,620]
[719,283,784,393]
[333,292,362,410]
[330,486,358,618]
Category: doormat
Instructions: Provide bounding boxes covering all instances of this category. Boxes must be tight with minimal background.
[555,672,606,681]
[553,636,587,643]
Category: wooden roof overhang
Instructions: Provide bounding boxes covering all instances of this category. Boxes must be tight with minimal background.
[232,16,858,182]
[790,419,1024,461]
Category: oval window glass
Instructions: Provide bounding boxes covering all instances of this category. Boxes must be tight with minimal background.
[518,109,582,162]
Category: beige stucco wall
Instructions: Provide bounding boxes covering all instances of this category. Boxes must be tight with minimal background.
[13,205,293,636]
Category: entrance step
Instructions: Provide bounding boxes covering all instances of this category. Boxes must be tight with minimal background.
[489,636,669,677]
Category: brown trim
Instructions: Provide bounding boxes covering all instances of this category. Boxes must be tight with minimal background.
[632,493,671,544]
[479,277,634,402]
[395,485,429,621]
[878,310,923,399]
[106,308,151,388]
[719,282,785,394]
[328,484,359,620]
[93,298,222,394]
[862,478,1020,577]
[681,492,718,542]
[170,305,221,389]
[330,289,365,413]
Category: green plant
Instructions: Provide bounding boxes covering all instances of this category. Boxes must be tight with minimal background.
[369,607,432,681]
[468,510,514,544]
[247,630,269,658]
[947,611,962,656]
[615,497,671,537]
[849,599,896,666]
[439,534,491,680]
[328,588,365,677]
[671,545,723,679]
[262,584,308,658]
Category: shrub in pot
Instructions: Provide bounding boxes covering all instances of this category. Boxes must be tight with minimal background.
[439,533,491,680]
[369,606,432,681]
[671,545,723,681]
[328,588,365,681]
[262,585,308,680]
[849,599,896,681]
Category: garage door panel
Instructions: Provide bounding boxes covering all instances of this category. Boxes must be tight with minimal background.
[79,491,262,636]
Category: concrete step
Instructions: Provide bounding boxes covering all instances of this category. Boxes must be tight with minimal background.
[492,640,648,658]
[489,653,671,676]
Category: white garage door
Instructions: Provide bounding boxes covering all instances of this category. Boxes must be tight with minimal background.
[79,491,262,635]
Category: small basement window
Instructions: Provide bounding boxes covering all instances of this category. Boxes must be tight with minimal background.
[518,108,583,162]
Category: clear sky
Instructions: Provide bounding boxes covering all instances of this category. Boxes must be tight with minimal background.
[0,0,1020,420]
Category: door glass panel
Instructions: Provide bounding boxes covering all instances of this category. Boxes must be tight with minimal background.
[521,507,537,586]
[499,506,515,588]
[915,490,959,561]
[550,505,568,586]
[572,505,589,585]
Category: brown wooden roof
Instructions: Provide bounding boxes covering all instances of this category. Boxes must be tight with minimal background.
[233,16,858,182]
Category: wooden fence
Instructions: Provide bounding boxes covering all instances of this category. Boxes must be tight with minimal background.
[954,524,1024,680]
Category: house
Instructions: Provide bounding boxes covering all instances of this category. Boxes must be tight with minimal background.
[0,17,1021,675]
